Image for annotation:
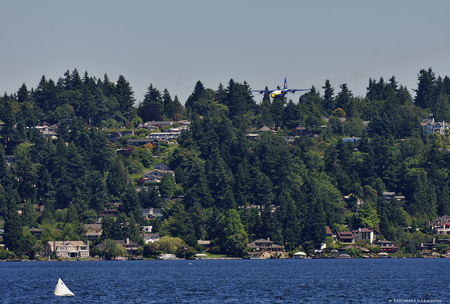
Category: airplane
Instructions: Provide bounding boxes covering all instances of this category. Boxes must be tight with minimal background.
[249,78,310,98]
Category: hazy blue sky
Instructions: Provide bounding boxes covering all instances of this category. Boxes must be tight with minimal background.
[1,0,449,105]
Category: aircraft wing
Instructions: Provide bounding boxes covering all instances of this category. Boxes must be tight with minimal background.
[287,89,310,93]
[249,89,274,94]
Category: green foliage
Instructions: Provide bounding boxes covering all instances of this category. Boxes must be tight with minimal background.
[102,239,126,259]
[155,236,185,254]
[434,244,449,255]
[221,209,248,257]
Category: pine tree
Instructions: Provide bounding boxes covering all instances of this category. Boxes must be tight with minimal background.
[414,68,435,109]
[322,79,335,114]
[22,200,37,228]
[4,197,23,252]
[433,93,450,122]
[160,173,175,197]
[222,209,248,257]
[116,75,135,113]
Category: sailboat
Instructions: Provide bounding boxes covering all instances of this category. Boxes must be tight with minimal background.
[54,278,74,296]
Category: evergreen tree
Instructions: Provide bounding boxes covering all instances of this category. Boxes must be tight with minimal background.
[335,83,353,113]
[433,93,450,122]
[22,200,37,228]
[115,75,135,113]
[106,157,128,197]
[160,173,176,197]
[414,68,435,109]
[222,209,248,257]
[322,79,335,115]
[4,197,23,252]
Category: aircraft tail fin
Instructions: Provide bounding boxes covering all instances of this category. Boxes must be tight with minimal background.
[284,78,287,89]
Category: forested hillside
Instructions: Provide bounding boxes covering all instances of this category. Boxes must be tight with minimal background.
[1,68,450,257]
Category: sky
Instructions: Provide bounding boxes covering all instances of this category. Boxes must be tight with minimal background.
[1,0,450,105]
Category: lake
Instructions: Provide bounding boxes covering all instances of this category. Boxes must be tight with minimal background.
[0,258,447,303]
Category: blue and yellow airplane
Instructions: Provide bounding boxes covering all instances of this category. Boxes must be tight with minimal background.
[250,78,310,98]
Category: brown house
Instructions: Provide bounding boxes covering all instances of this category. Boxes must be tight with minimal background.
[247,239,285,252]
[337,231,355,243]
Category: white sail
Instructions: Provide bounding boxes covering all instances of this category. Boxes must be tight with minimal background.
[54,278,74,296]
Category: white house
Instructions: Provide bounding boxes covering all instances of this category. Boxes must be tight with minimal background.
[352,228,377,244]
[45,241,90,258]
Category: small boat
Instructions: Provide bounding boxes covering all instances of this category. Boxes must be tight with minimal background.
[54,278,74,296]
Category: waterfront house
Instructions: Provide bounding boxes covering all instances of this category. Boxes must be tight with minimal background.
[143,233,160,244]
[337,231,355,243]
[247,239,285,253]
[45,241,90,258]
[198,240,211,251]
[352,228,376,244]
[373,240,398,253]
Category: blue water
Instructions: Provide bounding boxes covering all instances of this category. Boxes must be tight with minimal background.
[0,259,448,303]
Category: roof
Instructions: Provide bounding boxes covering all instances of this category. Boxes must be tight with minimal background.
[326,226,333,235]
[338,232,355,239]
[83,224,102,230]
[256,126,275,132]
[352,228,373,233]
[252,239,274,244]
[198,240,211,245]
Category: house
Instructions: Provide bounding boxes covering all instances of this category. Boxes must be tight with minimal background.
[342,137,361,143]
[142,169,175,183]
[83,223,103,239]
[352,228,376,244]
[45,241,90,258]
[147,133,178,140]
[373,240,398,252]
[429,215,450,235]
[294,126,307,136]
[143,233,160,244]
[281,136,298,144]
[247,239,285,253]
[98,201,123,217]
[422,119,448,135]
[141,208,164,220]
[382,191,406,202]
[337,231,355,243]
[256,126,275,133]
[198,240,211,251]
[246,133,259,140]
[94,238,141,255]
[419,238,437,251]
[145,121,173,127]
[137,124,158,131]
[29,227,42,238]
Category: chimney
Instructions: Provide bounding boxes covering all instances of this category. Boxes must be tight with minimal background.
[433,238,435,245]
[267,237,270,241]
[126,238,129,244]
[359,228,361,232]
